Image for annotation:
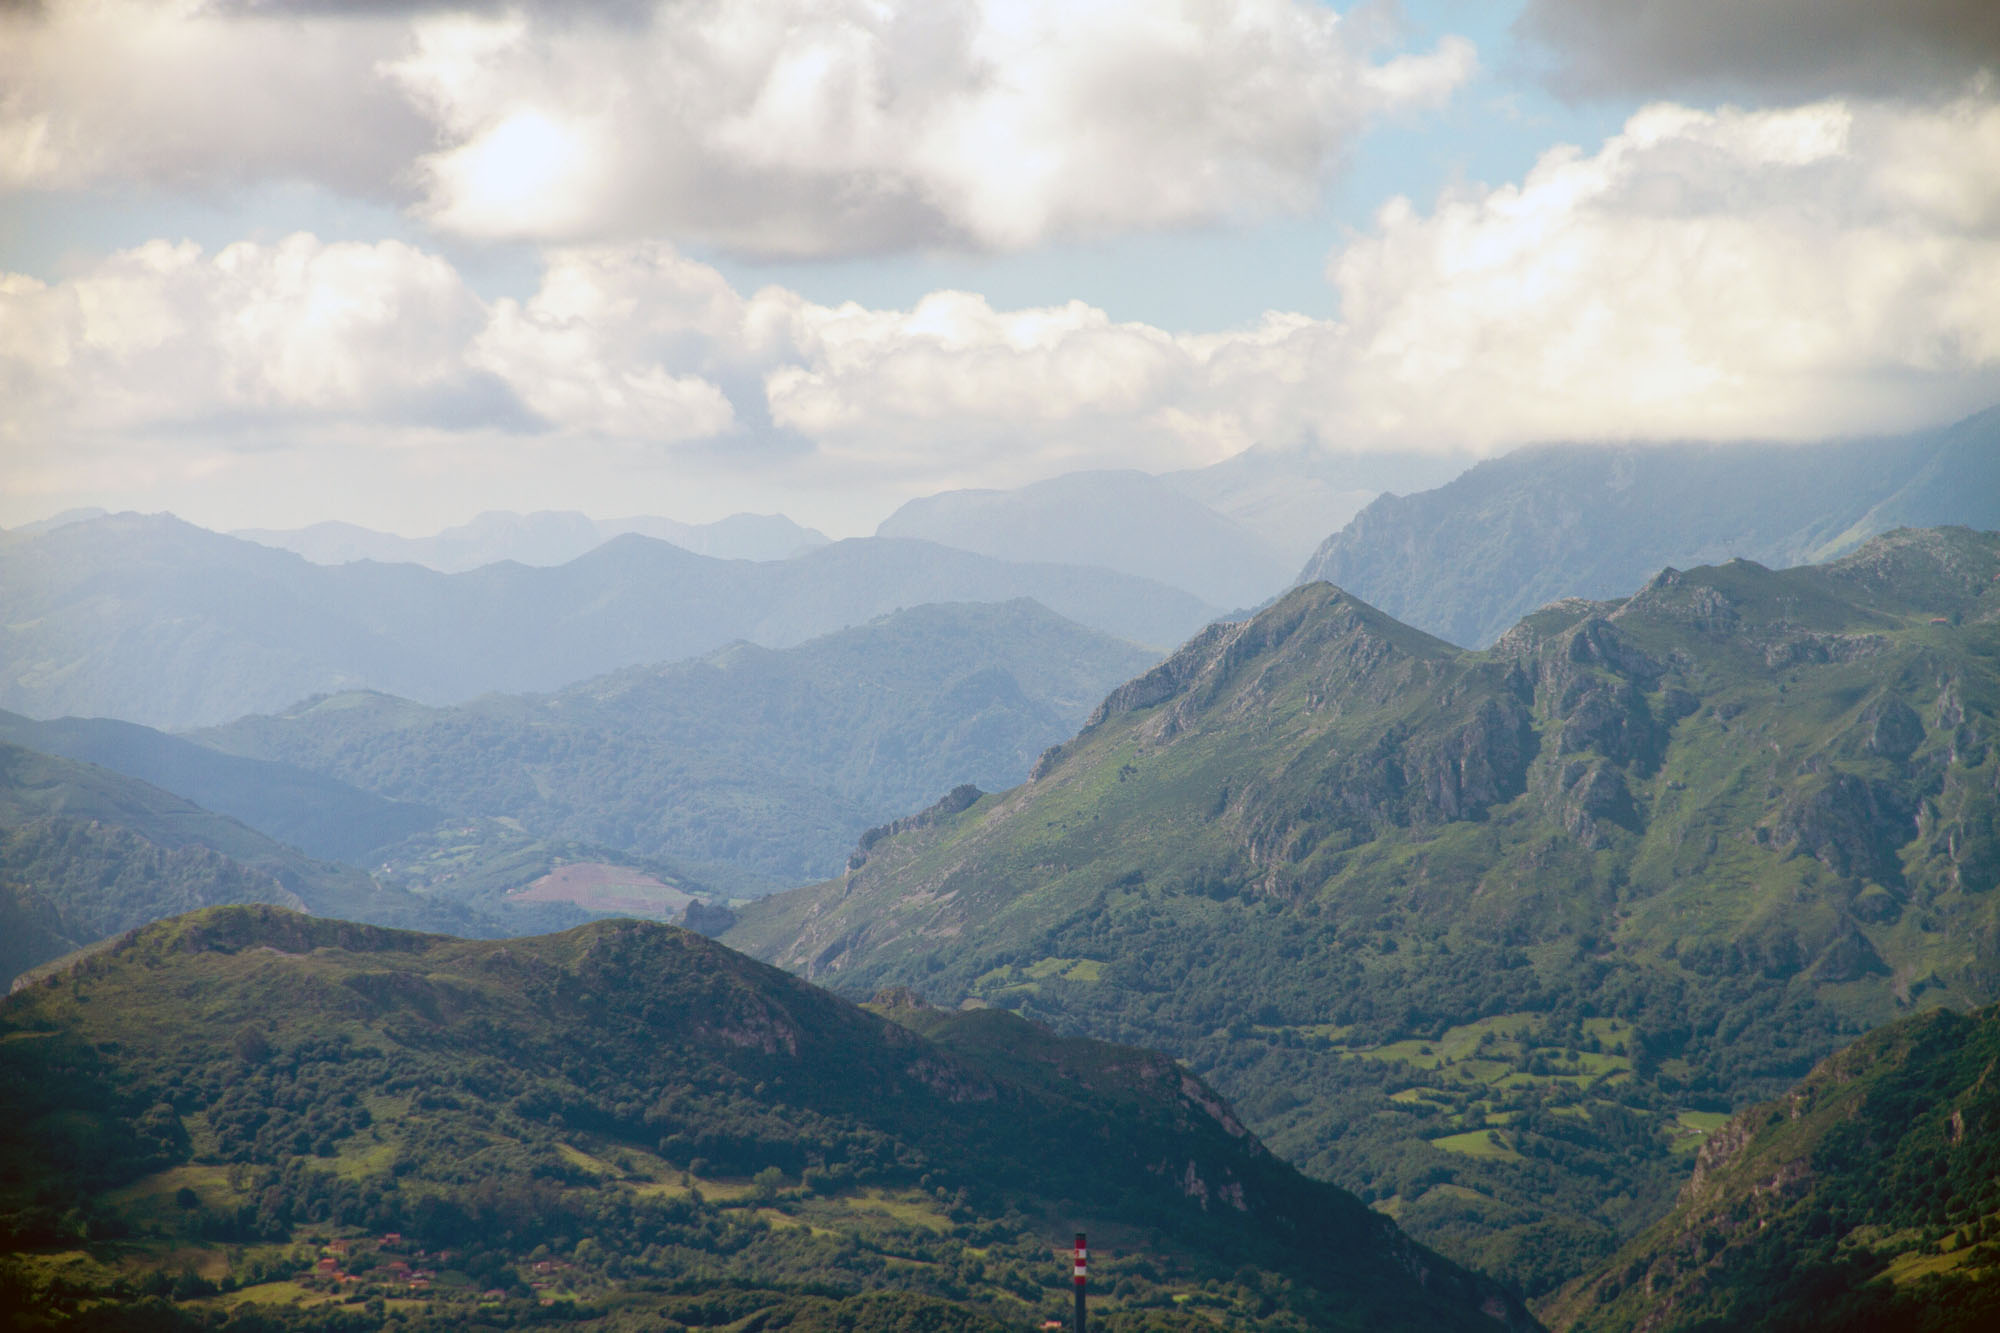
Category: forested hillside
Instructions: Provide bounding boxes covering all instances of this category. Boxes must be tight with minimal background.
[1548,1003,2000,1332]
[0,743,483,986]
[0,906,1533,1332]
[0,711,438,865]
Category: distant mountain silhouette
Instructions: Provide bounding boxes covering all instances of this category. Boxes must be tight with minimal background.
[1299,404,2000,647]
[878,468,1294,608]
[234,509,829,571]
[0,514,1216,728]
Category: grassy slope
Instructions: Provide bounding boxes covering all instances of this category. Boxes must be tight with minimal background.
[728,528,2000,1298]
[1544,1004,2000,1332]
[0,905,1530,1333]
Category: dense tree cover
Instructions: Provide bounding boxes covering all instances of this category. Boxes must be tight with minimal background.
[0,709,439,866]
[974,896,1869,1292]
[0,815,298,984]
[0,907,1529,1332]
[731,528,2000,1295]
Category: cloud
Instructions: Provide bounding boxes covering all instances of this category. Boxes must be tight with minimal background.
[718,95,2000,465]
[9,93,2000,527]
[469,245,741,440]
[0,0,427,194]
[0,233,513,437]
[2,0,1473,256]
[1318,95,2000,445]
[386,0,1475,254]
[685,93,2000,464]
[1517,0,2000,102]
[765,293,1186,464]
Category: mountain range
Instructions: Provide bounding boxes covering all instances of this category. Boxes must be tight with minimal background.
[6,418,2000,1328]
[234,509,830,571]
[0,513,1211,729]
[194,600,1162,883]
[1300,405,2000,648]
[14,414,1995,733]
[728,526,2000,1297]
[0,904,1533,1332]
[0,600,1158,990]
[1165,441,1476,568]
[216,444,1464,593]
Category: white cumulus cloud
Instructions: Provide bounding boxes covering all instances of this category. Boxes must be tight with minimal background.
[388,0,1474,255]
[1318,95,2000,445]
[2,0,1473,258]
[470,245,743,440]
[1,233,497,436]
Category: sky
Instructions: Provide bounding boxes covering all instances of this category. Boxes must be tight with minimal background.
[3,0,1998,538]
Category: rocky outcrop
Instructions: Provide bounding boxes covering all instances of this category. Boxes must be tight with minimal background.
[1772,773,1917,884]
[847,783,984,870]
[1403,693,1540,822]
[1536,760,1638,847]
[1865,696,1926,761]
[1241,686,1539,871]
[679,899,738,937]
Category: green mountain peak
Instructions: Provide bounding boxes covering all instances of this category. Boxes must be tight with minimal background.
[729,527,2000,1298]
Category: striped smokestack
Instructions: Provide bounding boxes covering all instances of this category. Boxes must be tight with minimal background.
[1073,1232,1086,1333]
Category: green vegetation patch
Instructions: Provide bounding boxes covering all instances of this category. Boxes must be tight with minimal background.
[1429,1131,1524,1162]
